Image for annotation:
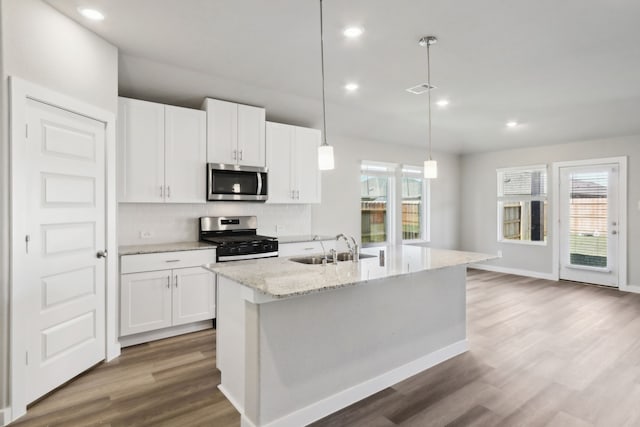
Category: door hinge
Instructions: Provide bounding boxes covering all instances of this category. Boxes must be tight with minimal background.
[25,234,30,253]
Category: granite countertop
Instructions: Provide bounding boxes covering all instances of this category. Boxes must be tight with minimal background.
[278,235,335,244]
[119,241,216,256]
[205,245,495,299]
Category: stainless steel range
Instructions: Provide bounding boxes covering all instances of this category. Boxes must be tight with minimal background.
[199,216,278,262]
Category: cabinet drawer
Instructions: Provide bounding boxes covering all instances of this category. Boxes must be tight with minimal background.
[278,241,336,257]
[121,249,216,274]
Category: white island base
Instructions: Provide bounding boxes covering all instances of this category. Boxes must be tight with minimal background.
[216,263,469,427]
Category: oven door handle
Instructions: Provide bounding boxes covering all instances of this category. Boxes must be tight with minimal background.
[257,172,262,196]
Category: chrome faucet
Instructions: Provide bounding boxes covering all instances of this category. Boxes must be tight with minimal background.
[313,235,329,265]
[336,233,359,262]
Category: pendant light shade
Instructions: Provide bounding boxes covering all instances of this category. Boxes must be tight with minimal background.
[424,160,438,179]
[420,35,438,180]
[317,0,335,171]
[318,144,335,170]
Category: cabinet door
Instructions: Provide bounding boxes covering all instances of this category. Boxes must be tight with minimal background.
[266,122,294,203]
[120,270,172,336]
[294,126,321,203]
[205,99,238,165]
[237,104,266,167]
[165,105,207,203]
[172,267,216,326]
[117,97,165,202]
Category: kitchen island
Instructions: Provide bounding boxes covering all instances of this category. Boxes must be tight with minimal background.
[205,246,493,427]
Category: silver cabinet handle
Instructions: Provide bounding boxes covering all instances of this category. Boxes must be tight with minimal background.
[239,149,243,160]
[165,259,180,263]
[167,185,171,198]
[167,275,170,289]
[175,275,178,287]
[96,250,108,259]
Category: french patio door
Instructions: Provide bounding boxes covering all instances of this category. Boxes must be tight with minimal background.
[559,163,619,287]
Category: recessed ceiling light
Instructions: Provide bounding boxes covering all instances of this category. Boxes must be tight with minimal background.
[436,99,449,107]
[506,121,519,128]
[343,27,364,38]
[345,83,359,92]
[78,7,105,21]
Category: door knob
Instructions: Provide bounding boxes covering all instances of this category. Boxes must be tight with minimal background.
[611,230,618,235]
[96,250,108,259]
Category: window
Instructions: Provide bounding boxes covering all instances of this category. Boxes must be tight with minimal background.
[361,162,429,246]
[401,167,427,241]
[361,162,394,245]
[497,165,548,244]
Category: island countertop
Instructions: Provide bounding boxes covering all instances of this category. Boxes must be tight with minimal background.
[205,245,495,299]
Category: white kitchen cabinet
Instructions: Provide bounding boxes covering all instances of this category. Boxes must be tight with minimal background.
[117,97,165,202]
[120,270,173,336]
[173,266,217,326]
[118,97,206,203]
[203,98,266,167]
[266,122,321,204]
[165,105,207,203]
[120,249,216,339]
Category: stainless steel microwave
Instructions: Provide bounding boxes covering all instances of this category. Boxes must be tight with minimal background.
[207,163,268,201]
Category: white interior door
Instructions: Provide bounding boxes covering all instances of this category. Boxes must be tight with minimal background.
[559,164,619,287]
[23,98,106,402]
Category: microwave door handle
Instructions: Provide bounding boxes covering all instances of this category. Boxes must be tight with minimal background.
[208,167,214,199]
[257,172,262,195]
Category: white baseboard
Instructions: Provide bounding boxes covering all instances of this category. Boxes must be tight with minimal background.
[0,407,11,427]
[107,341,121,362]
[255,339,468,427]
[469,263,557,281]
[621,284,640,294]
[119,320,213,348]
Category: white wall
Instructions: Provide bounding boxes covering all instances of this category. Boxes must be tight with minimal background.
[311,135,461,249]
[118,203,312,246]
[0,0,118,415]
[460,135,640,286]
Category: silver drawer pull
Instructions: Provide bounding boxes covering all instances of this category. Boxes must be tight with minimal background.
[165,259,180,263]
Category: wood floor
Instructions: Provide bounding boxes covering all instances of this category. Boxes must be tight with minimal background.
[11,269,640,427]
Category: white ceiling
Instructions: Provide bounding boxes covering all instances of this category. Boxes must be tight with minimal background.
[46,0,640,154]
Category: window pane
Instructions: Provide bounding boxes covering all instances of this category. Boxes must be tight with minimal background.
[568,172,608,268]
[402,176,422,240]
[499,169,547,197]
[501,201,548,241]
[361,174,388,244]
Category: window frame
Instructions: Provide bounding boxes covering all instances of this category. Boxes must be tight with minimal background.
[496,164,548,246]
[360,162,431,247]
[400,165,430,244]
[360,162,397,247]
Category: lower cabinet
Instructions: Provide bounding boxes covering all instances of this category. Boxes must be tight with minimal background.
[119,249,216,339]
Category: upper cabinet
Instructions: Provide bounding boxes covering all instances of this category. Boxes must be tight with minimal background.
[202,98,266,167]
[118,97,206,203]
[266,122,321,204]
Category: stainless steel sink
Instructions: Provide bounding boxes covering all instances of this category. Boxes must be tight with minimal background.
[290,255,327,265]
[334,252,376,261]
[290,252,376,265]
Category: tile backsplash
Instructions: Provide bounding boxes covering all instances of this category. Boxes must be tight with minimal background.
[118,203,312,246]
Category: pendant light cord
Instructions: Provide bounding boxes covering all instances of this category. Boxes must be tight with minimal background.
[319,0,328,147]
[427,41,432,161]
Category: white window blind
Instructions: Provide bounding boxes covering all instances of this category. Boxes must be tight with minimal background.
[497,165,548,243]
[568,171,608,268]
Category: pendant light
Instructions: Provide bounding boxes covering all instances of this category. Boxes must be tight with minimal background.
[317,0,335,171]
[420,36,438,179]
